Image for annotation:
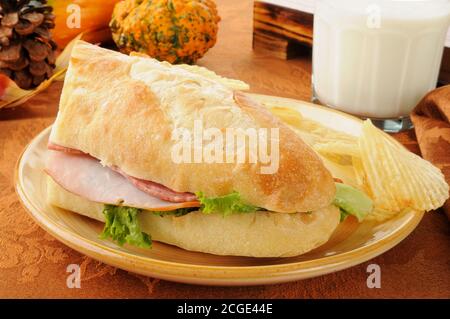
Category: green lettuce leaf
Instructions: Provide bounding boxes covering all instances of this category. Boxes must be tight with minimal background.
[152,207,196,217]
[339,208,350,222]
[100,205,151,248]
[333,183,373,222]
[196,191,259,216]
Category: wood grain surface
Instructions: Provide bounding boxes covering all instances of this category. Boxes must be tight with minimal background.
[253,1,313,59]
[0,0,448,298]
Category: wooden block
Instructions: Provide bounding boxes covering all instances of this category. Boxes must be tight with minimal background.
[253,1,313,59]
[252,30,310,59]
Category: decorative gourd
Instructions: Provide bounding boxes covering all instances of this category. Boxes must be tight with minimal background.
[48,0,121,48]
[110,0,220,64]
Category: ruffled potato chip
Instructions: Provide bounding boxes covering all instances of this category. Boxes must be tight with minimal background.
[269,106,304,127]
[255,93,449,222]
[177,64,250,91]
[359,120,449,213]
[314,141,360,159]
[267,105,358,147]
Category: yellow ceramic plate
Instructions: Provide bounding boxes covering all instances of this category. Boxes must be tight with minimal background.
[15,94,424,286]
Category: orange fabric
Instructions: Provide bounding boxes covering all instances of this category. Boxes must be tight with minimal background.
[411,85,450,218]
[0,0,449,298]
[1,85,449,298]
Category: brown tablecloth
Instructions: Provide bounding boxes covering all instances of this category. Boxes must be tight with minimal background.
[0,0,449,298]
[411,86,450,218]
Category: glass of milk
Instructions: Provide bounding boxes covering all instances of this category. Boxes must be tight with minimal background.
[312,0,450,132]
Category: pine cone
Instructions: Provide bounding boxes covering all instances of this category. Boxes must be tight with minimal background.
[0,0,57,89]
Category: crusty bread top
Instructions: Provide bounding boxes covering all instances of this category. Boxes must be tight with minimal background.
[50,41,335,213]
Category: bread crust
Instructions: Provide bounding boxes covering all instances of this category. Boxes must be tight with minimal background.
[47,177,340,257]
[50,41,335,213]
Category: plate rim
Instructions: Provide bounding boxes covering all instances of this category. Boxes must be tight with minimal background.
[14,95,425,285]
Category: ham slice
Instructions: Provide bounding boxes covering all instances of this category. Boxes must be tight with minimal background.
[111,167,197,202]
[45,150,200,211]
[48,142,84,154]
[47,142,197,203]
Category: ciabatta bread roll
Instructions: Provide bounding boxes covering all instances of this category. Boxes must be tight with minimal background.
[47,177,340,257]
[50,41,335,213]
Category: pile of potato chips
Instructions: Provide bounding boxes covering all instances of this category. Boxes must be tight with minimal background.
[265,102,449,222]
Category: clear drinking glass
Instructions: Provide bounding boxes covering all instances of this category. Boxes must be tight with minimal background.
[312,0,450,132]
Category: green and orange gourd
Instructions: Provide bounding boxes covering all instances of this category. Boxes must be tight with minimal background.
[110,0,220,64]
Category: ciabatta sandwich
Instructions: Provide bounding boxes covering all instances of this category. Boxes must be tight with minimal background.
[45,41,371,257]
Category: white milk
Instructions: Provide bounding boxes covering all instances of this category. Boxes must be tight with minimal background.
[312,0,450,118]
